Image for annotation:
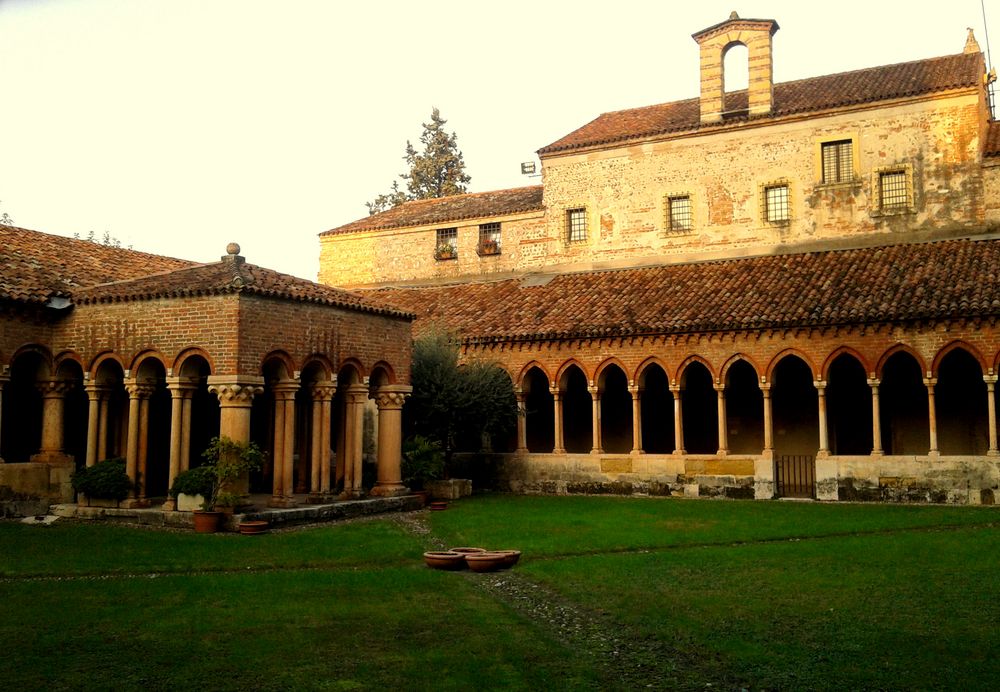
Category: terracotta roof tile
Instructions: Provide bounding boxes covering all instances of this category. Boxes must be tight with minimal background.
[323,186,544,236]
[985,121,1000,157]
[0,224,194,305]
[364,237,1000,342]
[539,53,985,155]
[75,256,413,319]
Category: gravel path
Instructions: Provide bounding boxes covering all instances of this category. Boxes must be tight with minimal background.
[392,511,695,690]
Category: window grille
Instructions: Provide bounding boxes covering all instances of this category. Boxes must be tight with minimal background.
[435,227,457,260]
[879,170,908,211]
[821,140,853,184]
[478,222,501,255]
[567,208,587,242]
[667,196,692,232]
[765,184,790,223]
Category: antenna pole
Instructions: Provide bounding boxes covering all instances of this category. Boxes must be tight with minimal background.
[984,0,996,118]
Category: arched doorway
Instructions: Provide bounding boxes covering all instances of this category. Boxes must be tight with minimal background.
[522,367,553,453]
[680,361,716,454]
[936,348,987,455]
[725,360,763,454]
[639,363,673,454]
[598,364,631,454]
[880,351,929,455]
[827,353,873,455]
[772,355,818,498]
[3,348,48,463]
[560,365,591,453]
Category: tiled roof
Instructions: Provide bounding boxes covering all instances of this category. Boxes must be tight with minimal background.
[75,255,413,319]
[364,237,1000,342]
[323,186,544,236]
[985,121,1000,158]
[539,53,985,155]
[0,224,194,305]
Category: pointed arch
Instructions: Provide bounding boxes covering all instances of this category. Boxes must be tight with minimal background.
[634,356,670,386]
[676,354,717,385]
[931,340,988,376]
[821,346,870,380]
[595,357,630,389]
[875,344,927,379]
[517,361,552,390]
[766,349,818,383]
[720,353,761,386]
[556,359,590,389]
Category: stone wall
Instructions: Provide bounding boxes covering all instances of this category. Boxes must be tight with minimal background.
[318,211,545,288]
[539,92,987,272]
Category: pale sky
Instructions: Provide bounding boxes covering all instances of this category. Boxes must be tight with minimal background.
[1,0,997,280]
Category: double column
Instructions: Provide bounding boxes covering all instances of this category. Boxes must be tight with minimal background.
[269,379,299,507]
[369,385,412,497]
[123,379,157,505]
[308,382,337,501]
[0,369,7,463]
[162,377,197,511]
[340,383,368,499]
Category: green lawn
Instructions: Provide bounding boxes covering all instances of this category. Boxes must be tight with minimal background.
[2,496,998,690]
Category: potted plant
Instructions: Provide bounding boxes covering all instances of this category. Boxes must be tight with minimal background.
[71,458,132,507]
[168,465,214,511]
[189,436,266,533]
[478,238,500,256]
[435,242,456,260]
[402,435,445,505]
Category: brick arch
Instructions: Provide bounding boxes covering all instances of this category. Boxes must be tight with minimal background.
[10,344,53,377]
[262,351,297,381]
[53,350,85,378]
[720,353,762,385]
[595,357,629,388]
[931,340,988,376]
[875,344,927,379]
[173,347,215,378]
[765,349,818,382]
[300,354,336,382]
[337,358,366,385]
[556,359,590,389]
[634,356,670,387]
[821,346,870,381]
[130,350,169,376]
[89,351,127,381]
[517,361,552,391]
[368,360,397,388]
[676,354,716,386]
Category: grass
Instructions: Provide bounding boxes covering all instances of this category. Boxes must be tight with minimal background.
[2,495,998,690]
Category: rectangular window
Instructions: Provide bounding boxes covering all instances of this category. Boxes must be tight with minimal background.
[879,170,908,211]
[821,140,853,184]
[478,222,501,256]
[566,208,587,243]
[667,195,693,232]
[764,184,790,223]
[435,227,457,260]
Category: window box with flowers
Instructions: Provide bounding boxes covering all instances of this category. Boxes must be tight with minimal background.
[435,242,457,261]
[477,239,501,256]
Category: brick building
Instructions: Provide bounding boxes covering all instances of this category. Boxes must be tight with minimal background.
[320,14,1000,502]
[0,229,413,511]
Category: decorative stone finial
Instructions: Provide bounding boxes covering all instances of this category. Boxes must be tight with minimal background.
[226,242,241,255]
[964,28,981,54]
[729,10,739,20]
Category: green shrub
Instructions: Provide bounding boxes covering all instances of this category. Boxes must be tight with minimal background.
[402,435,444,490]
[71,458,132,500]
[168,466,214,499]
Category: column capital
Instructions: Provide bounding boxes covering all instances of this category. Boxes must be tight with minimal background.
[867,377,881,387]
[165,376,198,398]
[83,383,110,399]
[310,382,338,402]
[374,386,412,410]
[587,385,599,396]
[923,377,938,388]
[759,383,772,393]
[124,380,157,399]
[713,383,726,393]
[984,375,999,385]
[669,384,683,393]
[37,378,75,398]
[813,379,827,392]
[207,375,265,407]
[627,384,641,395]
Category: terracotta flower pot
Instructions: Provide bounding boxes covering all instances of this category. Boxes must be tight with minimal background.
[496,550,522,567]
[429,501,448,511]
[464,551,511,573]
[239,520,269,536]
[449,547,486,555]
[423,551,466,570]
[192,510,223,534]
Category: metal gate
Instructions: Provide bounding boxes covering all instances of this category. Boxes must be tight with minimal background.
[775,454,816,498]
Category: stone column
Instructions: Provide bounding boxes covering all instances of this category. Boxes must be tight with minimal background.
[269,380,299,507]
[0,372,6,462]
[670,385,686,455]
[308,382,337,500]
[629,385,643,454]
[97,394,110,461]
[370,385,412,497]
[515,390,528,454]
[180,392,193,472]
[589,385,603,454]
[761,383,773,458]
[207,376,264,497]
[123,381,155,504]
[32,379,75,463]
[341,384,368,499]
[867,378,883,455]
[714,384,728,456]
[163,378,196,510]
[924,377,939,456]
[137,395,151,500]
[84,384,107,468]
[815,380,829,457]
[985,375,998,456]
[551,388,566,454]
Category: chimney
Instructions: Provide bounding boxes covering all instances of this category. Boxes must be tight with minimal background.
[692,12,779,125]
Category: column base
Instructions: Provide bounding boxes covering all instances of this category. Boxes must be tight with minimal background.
[339,489,364,501]
[307,492,326,504]
[515,447,529,456]
[121,498,151,509]
[590,448,605,455]
[369,483,409,497]
[630,449,646,456]
[30,451,74,464]
[267,496,298,508]
[672,449,687,456]
[553,447,566,454]
[161,498,177,511]
[988,449,1000,457]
